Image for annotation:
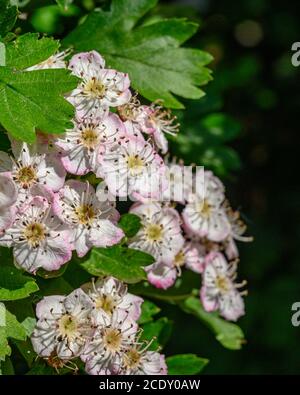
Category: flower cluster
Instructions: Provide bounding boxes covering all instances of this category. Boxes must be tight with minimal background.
[0,46,252,379]
[128,169,252,321]
[31,276,167,375]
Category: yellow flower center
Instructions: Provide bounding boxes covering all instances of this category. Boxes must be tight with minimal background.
[102,328,122,352]
[58,314,78,340]
[127,155,144,175]
[23,222,46,247]
[145,224,163,242]
[81,128,99,149]
[16,166,37,187]
[124,348,141,369]
[198,199,211,218]
[84,78,106,98]
[174,250,185,268]
[215,275,231,293]
[95,295,116,315]
[75,204,95,225]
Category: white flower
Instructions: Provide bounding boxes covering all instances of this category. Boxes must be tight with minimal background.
[129,202,184,263]
[31,289,95,360]
[200,252,246,321]
[182,171,231,242]
[82,276,143,320]
[0,174,17,232]
[68,51,131,119]
[0,196,72,273]
[138,102,179,154]
[162,161,194,203]
[0,142,66,208]
[27,50,69,70]
[56,180,124,257]
[100,135,167,200]
[55,112,125,175]
[82,310,138,375]
[119,341,167,375]
[146,240,203,289]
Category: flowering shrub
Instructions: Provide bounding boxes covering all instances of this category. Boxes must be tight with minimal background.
[0,0,252,375]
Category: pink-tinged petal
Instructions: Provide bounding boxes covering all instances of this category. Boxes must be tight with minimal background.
[0,206,15,232]
[0,174,17,208]
[159,354,168,375]
[207,210,231,242]
[121,294,143,321]
[0,151,12,172]
[146,262,177,290]
[61,149,91,175]
[36,295,65,319]
[89,220,124,247]
[69,51,105,77]
[153,129,168,154]
[225,237,239,260]
[36,154,66,192]
[200,286,219,312]
[123,120,144,140]
[73,227,92,258]
[219,291,245,321]
[184,244,204,274]
[204,251,228,275]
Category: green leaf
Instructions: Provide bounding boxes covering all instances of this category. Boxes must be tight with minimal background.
[5,33,60,70]
[0,265,39,301]
[0,0,17,38]
[166,354,208,375]
[180,297,245,350]
[0,67,78,142]
[140,317,173,350]
[138,300,160,324]
[0,303,27,361]
[0,42,5,66]
[0,356,14,374]
[64,0,212,108]
[21,317,36,337]
[81,245,154,284]
[118,213,141,238]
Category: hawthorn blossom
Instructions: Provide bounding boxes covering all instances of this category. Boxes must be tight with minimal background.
[200,252,246,321]
[82,311,138,375]
[129,202,184,263]
[0,173,17,208]
[31,289,95,360]
[82,276,143,320]
[0,196,72,273]
[119,342,167,375]
[138,102,179,154]
[100,135,167,200]
[27,50,69,70]
[56,180,124,257]
[55,113,125,175]
[0,174,18,232]
[162,161,195,203]
[146,241,203,289]
[182,171,231,242]
[0,142,65,207]
[68,51,131,118]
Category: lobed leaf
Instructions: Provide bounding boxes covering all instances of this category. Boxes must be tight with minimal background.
[64,0,212,108]
[80,245,154,284]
